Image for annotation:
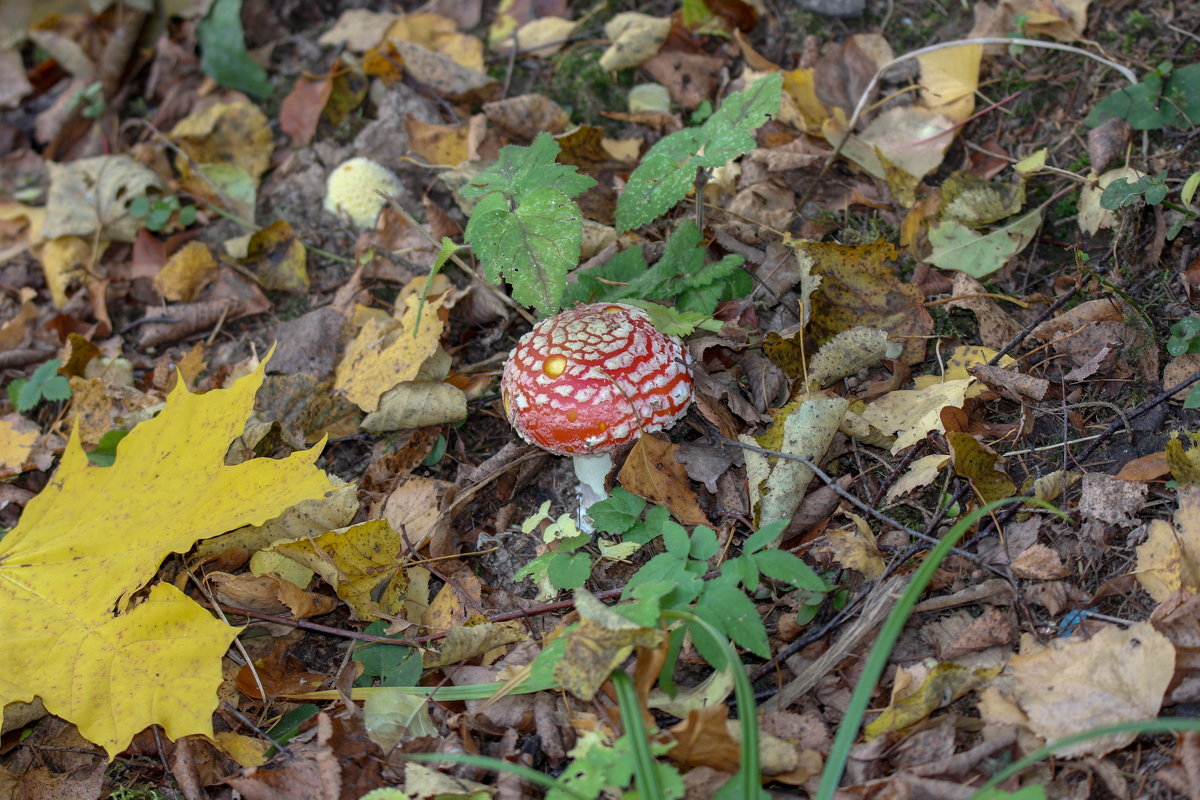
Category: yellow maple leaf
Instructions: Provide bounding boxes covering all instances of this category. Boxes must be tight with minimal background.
[0,359,335,757]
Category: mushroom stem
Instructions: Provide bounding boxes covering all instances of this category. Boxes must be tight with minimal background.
[571,452,612,532]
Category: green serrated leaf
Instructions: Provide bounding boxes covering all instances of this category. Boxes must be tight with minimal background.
[698,72,783,166]
[742,520,788,554]
[586,487,646,534]
[661,521,690,556]
[30,359,61,384]
[461,133,595,200]
[616,149,703,232]
[467,189,581,314]
[696,582,770,658]
[15,381,41,413]
[463,134,595,314]
[549,552,594,590]
[198,0,273,99]
[752,549,828,592]
[616,73,782,232]
[689,526,719,561]
[40,376,71,402]
[626,301,714,338]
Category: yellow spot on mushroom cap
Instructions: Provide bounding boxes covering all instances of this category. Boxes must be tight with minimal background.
[543,355,567,378]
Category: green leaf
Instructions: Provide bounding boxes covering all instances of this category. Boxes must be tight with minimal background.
[86,429,130,467]
[15,381,41,413]
[565,222,747,314]
[463,134,596,314]
[30,360,61,384]
[462,133,596,201]
[549,552,594,590]
[616,74,782,231]
[689,525,719,561]
[752,549,828,593]
[353,622,422,687]
[129,196,150,218]
[6,379,28,410]
[661,520,690,556]
[1185,385,1200,409]
[696,582,770,658]
[622,504,671,546]
[741,520,788,554]
[198,0,273,99]
[39,376,71,402]
[562,246,647,306]
[616,147,704,232]
[586,487,646,534]
[1100,177,1148,210]
[723,554,759,590]
[1087,63,1200,131]
[698,72,783,166]
[625,301,719,337]
[926,209,1043,278]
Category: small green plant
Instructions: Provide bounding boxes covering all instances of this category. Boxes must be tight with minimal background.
[7,359,71,413]
[463,75,783,315]
[351,620,422,687]
[66,81,105,119]
[516,487,830,666]
[563,219,750,315]
[1100,170,1199,240]
[129,194,197,233]
[1087,61,1200,131]
[1168,317,1200,356]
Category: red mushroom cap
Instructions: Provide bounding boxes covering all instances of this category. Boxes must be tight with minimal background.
[501,303,694,456]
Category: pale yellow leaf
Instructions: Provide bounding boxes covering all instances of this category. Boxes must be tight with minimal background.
[1135,487,1200,601]
[1010,623,1173,757]
[918,44,981,123]
[861,378,974,454]
[335,294,445,412]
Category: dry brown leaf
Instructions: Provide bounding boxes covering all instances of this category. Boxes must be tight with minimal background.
[618,435,709,526]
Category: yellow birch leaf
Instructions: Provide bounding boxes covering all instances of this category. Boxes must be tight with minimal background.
[918,44,981,123]
[0,415,38,476]
[0,357,335,757]
[1135,486,1200,601]
[861,379,974,454]
[335,294,445,412]
[153,240,218,302]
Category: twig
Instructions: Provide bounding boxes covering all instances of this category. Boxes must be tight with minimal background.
[726,436,996,568]
[1074,371,1200,463]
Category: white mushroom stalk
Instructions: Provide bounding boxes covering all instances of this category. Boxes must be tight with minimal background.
[501,303,694,529]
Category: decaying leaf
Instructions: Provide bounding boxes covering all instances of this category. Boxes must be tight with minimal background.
[743,393,847,525]
[554,590,662,701]
[1135,486,1200,601]
[1010,622,1174,757]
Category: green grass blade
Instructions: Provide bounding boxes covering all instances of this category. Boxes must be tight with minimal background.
[665,609,769,800]
[970,718,1200,797]
[815,497,1063,800]
[612,669,665,799]
[405,752,591,800]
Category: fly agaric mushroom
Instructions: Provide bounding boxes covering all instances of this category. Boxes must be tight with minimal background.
[501,303,694,523]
